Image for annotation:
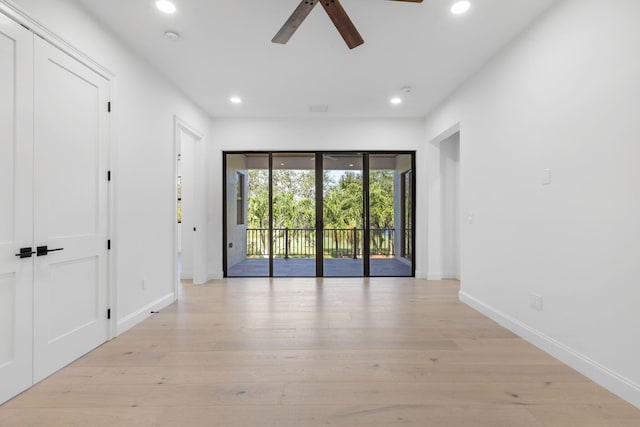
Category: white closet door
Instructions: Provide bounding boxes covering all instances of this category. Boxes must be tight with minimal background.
[0,16,34,404]
[33,37,110,382]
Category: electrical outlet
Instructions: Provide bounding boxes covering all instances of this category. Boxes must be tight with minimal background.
[542,168,551,185]
[530,293,543,312]
[468,212,474,224]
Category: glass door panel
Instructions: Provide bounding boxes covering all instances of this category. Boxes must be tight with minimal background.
[401,169,413,262]
[323,154,364,277]
[368,154,413,277]
[226,153,269,277]
[272,153,316,277]
[224,151,415,278]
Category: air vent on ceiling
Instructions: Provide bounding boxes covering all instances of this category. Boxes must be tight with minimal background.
[310,104,329,113]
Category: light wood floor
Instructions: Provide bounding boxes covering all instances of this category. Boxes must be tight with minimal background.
[1,278,639,426]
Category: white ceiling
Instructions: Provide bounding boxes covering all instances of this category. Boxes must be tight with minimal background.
[73,0,559,118]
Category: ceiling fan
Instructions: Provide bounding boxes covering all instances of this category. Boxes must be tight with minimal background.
[272,0,424,50]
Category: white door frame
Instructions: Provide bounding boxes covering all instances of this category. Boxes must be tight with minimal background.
[426,122,460,280]
[173,116,205,296]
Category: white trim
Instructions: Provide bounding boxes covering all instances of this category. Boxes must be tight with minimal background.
[105,69,116,341]
[107,74,118,339]
[116,293,175,336]
[459,290,640,409]
[207,272,224,281]
[0,0,115,79]
[414,270,427,280]
[430,122,460,146]
[173,116,205,293]
[175,116,205,142]
[425,122,462,284]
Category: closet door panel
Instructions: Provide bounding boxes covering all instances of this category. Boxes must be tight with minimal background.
[33,37,110,382]
[0,15,34,404]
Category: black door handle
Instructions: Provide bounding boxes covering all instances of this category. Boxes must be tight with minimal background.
[15,247,35,258]
[37,246,64,257]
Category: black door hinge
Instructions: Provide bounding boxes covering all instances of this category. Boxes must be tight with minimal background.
[107,170,111,181]
[107,239,111,250]
[107,102,111,113]
[107,308,111,319]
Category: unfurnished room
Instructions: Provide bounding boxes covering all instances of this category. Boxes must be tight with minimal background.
[1,0,639,425]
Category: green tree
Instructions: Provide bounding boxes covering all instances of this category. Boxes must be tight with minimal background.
[248,169,269,229]
[247,170,269,255]
[369,170,394,254]
[369,170,394,229]
[246,167,396,258]
[323,171,362,256]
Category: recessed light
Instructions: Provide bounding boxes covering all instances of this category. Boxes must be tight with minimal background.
[164,31,180,40]
[390,97,403,105]
[280,163,285,166]
[451,1,471,15]
[348,164,354,167]
[156,0,176,14]
[230,96,242,104]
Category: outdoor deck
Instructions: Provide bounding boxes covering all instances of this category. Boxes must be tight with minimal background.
[227,257,412,277]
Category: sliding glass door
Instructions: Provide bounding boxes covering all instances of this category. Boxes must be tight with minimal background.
[224,154,269,277]
[368,154,413,277]
[323,153,364,277]
[272,154,317,277]
[224,151,415,278]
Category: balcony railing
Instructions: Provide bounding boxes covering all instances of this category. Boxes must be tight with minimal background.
[246,228,402,259]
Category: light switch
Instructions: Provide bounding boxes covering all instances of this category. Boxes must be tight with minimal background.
[542,168,551,185]
[468,212,474,224]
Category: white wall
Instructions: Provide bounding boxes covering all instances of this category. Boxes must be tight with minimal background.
[225,154,248,269]
[207,118,427,279]
[6,0,212,334]
[424,0,640,407]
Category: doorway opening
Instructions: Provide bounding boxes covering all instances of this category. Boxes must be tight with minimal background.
[223,151,416,278]
[174,117,204,293]
[440,132,460,280]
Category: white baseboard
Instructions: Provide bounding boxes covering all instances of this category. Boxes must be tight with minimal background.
[181,272,193,280]
[459,290,640,409]
[207,271,224,281]
[116,293,175,336]
[415,270,426,279]
[427,273,443,280]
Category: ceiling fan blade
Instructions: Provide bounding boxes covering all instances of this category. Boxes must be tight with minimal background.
[272,0,318,44]
[319,0,364,49]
